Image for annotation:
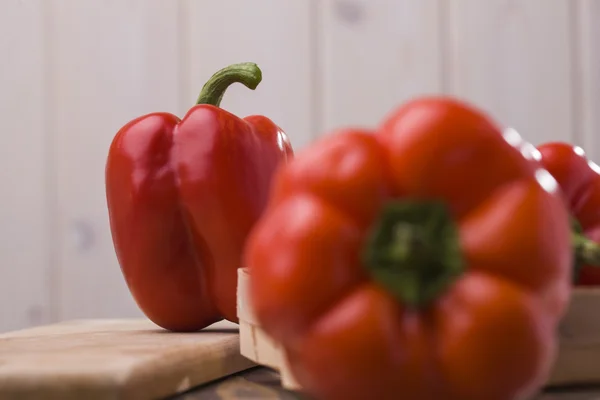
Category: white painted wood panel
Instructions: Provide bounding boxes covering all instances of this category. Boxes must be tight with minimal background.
[318,0,443,133]
[48,0,181,321]
[2,0,599,328]
[181,0,315,150]
[0,0,51,332]
[447,0,573,145]
[576,0,600,161]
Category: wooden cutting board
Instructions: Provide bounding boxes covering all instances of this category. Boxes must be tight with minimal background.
[0,319,255,400]
[548,287,600,386]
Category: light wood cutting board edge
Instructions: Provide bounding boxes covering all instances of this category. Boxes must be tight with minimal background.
[0,319,256,400]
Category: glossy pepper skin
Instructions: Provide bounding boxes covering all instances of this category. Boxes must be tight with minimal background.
[244,97,572,400]
[537,142,600,285]
[106,63,293,332]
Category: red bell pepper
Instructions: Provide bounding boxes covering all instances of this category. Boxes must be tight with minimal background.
[537,142,600,285]
[245,97,572,400]
[105,62,293,332]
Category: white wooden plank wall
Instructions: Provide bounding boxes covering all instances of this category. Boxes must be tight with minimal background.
[447,0,574,145]
[0,0,52,332]
[0,0,598,332]
[318,0,443,132]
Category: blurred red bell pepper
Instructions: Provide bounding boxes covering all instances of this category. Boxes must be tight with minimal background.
[105,62,294,331]
[245,97,572,400]
[537,142,600,285]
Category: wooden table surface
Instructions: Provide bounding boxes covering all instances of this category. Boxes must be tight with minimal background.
[173,367,600,400]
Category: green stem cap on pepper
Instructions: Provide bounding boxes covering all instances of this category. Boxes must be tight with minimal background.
[362,200,464,308]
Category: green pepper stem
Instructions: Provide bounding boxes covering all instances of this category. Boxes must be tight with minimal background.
[196,62,262,107]
[362,200,464,308]
[573,233,600,266]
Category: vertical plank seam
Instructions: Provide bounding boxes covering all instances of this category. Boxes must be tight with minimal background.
[438,0,454,95]
[574,0,595,158]
[41,0,61,324]
[569,0,584,146]
[177,0,190,114]
[309,0,324,141]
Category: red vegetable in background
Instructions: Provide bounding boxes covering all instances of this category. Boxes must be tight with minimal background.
[538,142,600,285]
[106,62,293,331]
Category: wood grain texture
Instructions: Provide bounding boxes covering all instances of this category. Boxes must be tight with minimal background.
[0,319,254,400]
[175,367,600,400]
[237,269,300,391]
[180,0,315,150]
[176,368,302,400]
[447,0,574,146]
[47,0,181,321]
[317,0,443,133]
[0,0,51,333]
